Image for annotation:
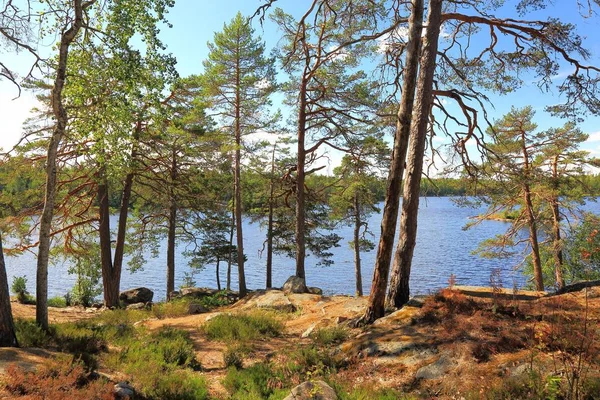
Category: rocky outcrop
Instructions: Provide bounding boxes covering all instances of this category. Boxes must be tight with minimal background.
[283,380,337,400]
[283,276,307,294]
[114,382,135,399]
[240,290,296,312]
[119,288,153,305]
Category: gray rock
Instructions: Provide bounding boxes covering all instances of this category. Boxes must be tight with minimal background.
[241,290,296,312]
[114,382,135,399]
[283,380,338,400]
[415,354,452,380]
[119,287,153,305]
[307,286,323,295]
[180,287,217,298]
[301,323,317,338]
[188,303,209,314]
[283,276,307,294]
[126,302,148,310]
[406,295,427,308]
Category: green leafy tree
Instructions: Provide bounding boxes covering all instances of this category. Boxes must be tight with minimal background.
[202,12,277,297]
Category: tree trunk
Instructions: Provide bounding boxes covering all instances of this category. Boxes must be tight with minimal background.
[98,122,138,308]
[266,144,276,289]
[387,0,443,309]
[361,0,424,323]
[520,132,544,291]
[295,76,308,282]
[234,45,247,298]
[216,259,221,291]
[166,148,177,300]
[227,201,234,291]
[97,180,119,308]
[353,192,363,296]
[0,234,18,347]
[551,155,564,290]
[36,0,88,331]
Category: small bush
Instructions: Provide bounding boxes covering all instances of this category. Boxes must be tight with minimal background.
[3,358,114,399]
[203,311,283,342]
[152,298,193,319]
[335,383,414,400]
[223,363,287,400]
[48,296,67,308]
[14,319,51,347]
[133,365,209,400]
[223,344,248,369]
[11,276,34,304]
[283,345,341,380]
[311,327,348,346]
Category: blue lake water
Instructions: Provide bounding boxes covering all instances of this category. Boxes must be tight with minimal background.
[5,197,599,301]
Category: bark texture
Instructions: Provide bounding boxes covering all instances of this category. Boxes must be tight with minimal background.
[295,75,308,282]
[387,0,444,309]
[166,149,177,299]
[361,0,424,322]
[551,155,564,290]
[36,0,89,330]
[353,192,363,296]
[234,50,247,298]
[0,234,18,347]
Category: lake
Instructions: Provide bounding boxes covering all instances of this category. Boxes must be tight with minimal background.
[5,197,600,301]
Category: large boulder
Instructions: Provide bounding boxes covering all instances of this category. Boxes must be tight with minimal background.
[283,276,307,294]
[119,287,153,305]
[240,290,296,312]
[283,380,338,400]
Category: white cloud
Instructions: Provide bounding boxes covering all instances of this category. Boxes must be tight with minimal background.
[586,131,600,142]
[0,82,40,152]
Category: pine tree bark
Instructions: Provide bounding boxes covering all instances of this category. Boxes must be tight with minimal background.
[36,0,89,330]
[387,0,444,309]
[266,144,276,289]
[295,75,308,282]
[361,0,424,323]
[520,131,544,291]
[234,45,247,298]
[0,234,18,347]
[166,148,177,300]
[353,192,363,296]
[550,155,564,290]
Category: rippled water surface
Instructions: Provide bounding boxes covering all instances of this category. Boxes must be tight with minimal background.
[5,197,599,300]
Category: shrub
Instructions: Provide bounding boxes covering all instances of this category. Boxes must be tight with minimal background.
[11,276,33,304]
[14,319,51,347]
[152,298,193,319]
[223,344,249,369]
[203,311,283,342]
[48,296,67,308]
[133,365,209,400]
[223,363,287,400]
[311,327,348,346]
[3,358,114,399]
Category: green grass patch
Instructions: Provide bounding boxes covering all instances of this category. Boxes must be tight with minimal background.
[14,319,51,348]
[223,363,288,400]
[203,311,283,343]
[47,296,67,308]
[311,326,349,346]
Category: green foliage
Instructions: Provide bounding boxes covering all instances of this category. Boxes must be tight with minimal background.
[310,327,349,346]
[11,275,31,304]
[133,367,209,400]
[67,245,102,307]
[565,212,600,281]
[223,363,287,400]
[47,296,67,308]
[203,311,283,343]
[14,319,51,347]
[223,344,249,369]
[335,383,414,400]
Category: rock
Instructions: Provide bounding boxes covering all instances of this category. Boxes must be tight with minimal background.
[415,354,452,380]
[241,291,296,312]
[126,302,148,310]
[91,302,104,309]
[301,323,317,338]
[169,290,180,299]
[406,295,427,308]
[583,287,600,298]
[188,303,209,314]
[283,276,307,294]
[307,286,323,295]
[114,382,135,399]
[119,287,153,305]
[283,380,338,400]
[335,316,347,325]
[85,308,97,313]
[180,287,217,298]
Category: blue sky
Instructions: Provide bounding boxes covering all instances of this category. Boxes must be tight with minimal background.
[1,0,599,170]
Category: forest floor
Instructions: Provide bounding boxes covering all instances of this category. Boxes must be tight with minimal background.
[1,285,600,399]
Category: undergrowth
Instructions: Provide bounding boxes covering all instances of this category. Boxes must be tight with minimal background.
[203,311,283,342]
